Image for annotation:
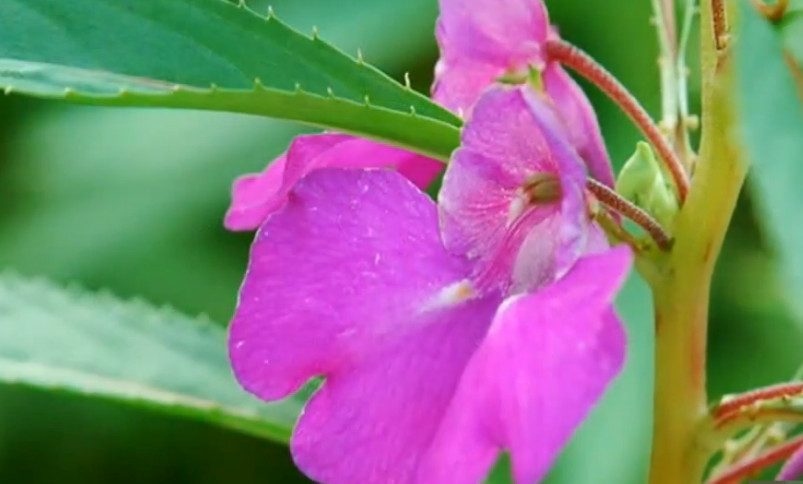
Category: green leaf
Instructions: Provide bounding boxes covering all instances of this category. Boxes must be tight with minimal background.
[0,272,303,442]
[0,0,461,159]
[737,1,803,317]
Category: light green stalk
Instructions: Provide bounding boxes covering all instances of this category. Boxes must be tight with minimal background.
[646,0,747,482]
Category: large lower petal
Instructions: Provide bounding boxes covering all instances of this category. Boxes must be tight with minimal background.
[229,168,501,483]
[292,295,499,484]
[225,135,443,231]
[439,87,589,293]
[418,246,632,484]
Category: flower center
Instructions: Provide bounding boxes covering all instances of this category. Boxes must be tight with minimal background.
[523,172,562,204]
[506,172,562,227]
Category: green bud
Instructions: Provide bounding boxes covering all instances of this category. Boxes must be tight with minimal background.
[615,142,679,228]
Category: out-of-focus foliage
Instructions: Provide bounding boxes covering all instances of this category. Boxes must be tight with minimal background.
[0,0,799,483]
[782,0,803,65]
[0,272,304,442]
[737,0,803,326]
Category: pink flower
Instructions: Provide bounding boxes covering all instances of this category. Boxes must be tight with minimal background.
[438,87,599,294]
[779,445,803,481]
[434,0,614,186]
[228,87,631,484]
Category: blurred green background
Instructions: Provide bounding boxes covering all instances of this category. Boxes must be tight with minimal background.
[0,0,800,483]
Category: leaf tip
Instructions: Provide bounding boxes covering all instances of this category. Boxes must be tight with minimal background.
[404,72,412,89]
[327,86,334,98]
[364,94,371,105]
[2,85,12,96]
[312,25,320,40]
[294,82,302,92]
[357,48,365,65]
[409,105,417,116]
[253,78,264,89]
[267,5,276,18]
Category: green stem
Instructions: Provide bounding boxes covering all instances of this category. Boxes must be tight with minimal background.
[646,1,747,483]
[652,0,680,134]
[676,0,698,168]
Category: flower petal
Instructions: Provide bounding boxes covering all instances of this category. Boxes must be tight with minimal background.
[543,63,615,187]
[229,168,502,483]
[224,135,443,231]
[225,154,289,231]
[778,445,803,480]
[417,246,632,484]
[292,293,500,484]
[434,0,549,112]
[439,86,589,293]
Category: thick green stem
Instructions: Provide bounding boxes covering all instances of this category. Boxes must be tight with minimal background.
[647,278,711,484]
[646,1,747,483]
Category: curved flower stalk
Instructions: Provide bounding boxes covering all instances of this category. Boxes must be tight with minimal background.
[228,87,632,484]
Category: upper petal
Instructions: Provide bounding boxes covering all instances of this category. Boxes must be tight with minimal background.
[224,135,443,231]
[543,63,615,187]
[439,86,590,294]
[417,246,632,484]
[432,57,505,114]
[437,0,549,63]
[225,154,289,231]
[434,0,550,112]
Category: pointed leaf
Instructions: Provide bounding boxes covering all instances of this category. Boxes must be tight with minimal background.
[0,272,302,442]
[0,0,461,159]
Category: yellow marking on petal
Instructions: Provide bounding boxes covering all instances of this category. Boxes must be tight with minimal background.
[422,280,476,312]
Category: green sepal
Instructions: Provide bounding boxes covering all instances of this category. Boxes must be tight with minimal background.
[496,66,544,91]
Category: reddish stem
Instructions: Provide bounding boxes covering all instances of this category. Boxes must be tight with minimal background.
[712,0,728,50]
[714,382,803,421]
[547,40,690,202]
[586,179,672,250]
[706,434,803,484]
